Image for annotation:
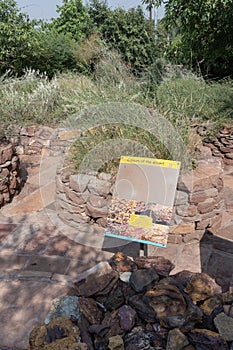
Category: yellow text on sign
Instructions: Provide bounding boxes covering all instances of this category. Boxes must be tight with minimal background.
[120,156,181,169]
[129,214,153,228]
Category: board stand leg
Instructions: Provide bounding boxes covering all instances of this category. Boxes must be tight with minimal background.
[140,243,148,256]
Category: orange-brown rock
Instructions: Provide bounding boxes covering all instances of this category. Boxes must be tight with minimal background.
[28,316,87,350]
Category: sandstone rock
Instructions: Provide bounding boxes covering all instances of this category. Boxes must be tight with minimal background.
[35,126,56,140]
[118,305,136,331]
[56,176,66,193]
[87,194,107,208]
[187,328,229,350]
[220,146,233,153]
[98,172,112,181]
[174,191,189,206]
[168,234,183,244]
[166,328,189,350]
[197,198,217,214]
[226,153,233,159]
[85,201,108,218]
[101,311,122,338]
[108,335,124,350]
[0,143,13,164]
[135,256,175,277]
[57,129,81,141]
[128,294,157,323]
[78,297,103,324]
[3,191,10,202]
[170,222,195,235]
[176,204,197,217]
[178,162,222,192]
[104,282,125,311]
[0,160,11,168]
[20,125,36,136]
[130,269,159,293]
[1,167,9,177]
[224,158,233,166]
[110,252,137,272]
[28,316,87,350]
[58,210,90,224]
[214,312,233,341]
[143,284,202,330]
[182,230,202,243]
[184,273,222,303]
[66,189,89,205]
[69,174,93,193]
[77,314,94,350]
[73,261,118,297]
[87,178,111,196]
[96,217,107,227]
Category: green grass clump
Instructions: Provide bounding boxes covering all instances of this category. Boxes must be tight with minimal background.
[156,76,233,134]
[0,58,233,174]
[70,124,173,174]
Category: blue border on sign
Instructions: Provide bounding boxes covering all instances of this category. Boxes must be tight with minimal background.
[104,232,167,248]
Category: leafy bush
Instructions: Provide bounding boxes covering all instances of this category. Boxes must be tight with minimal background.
[29,29,80,78]
[88,1,158,72]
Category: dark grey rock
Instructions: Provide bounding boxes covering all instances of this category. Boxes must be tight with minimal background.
[130,269,159,292]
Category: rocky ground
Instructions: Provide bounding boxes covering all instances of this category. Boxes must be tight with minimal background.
[0,152,233,349]
[27,253,233,350]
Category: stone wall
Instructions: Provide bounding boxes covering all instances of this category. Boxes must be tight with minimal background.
[56,145,224,244]
[6,125,79,156]
[168,145,224,243]
[4,124,227,242]
[200,125,233,165]
[0,141,21,208]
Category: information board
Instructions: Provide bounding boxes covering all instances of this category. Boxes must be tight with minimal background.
[104,156,181,247]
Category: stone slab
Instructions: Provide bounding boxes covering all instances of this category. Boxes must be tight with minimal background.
[0,280,71,349]
[0,255,29,270]
[170,242,201,275]
[24,256,71,274]
[0,224,17,244]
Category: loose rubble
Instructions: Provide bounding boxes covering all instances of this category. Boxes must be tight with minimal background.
[28,252,233,349]
[0,140,22,208]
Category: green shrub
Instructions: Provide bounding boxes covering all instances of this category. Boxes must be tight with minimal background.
[0,70,61,126]
[156,76,233,132]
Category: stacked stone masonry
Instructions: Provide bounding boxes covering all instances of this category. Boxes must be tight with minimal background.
[4,124,228,242]
[56,144,224,244]
[201,125,233,165]
[6,125,80,156]
[0,141,21,208]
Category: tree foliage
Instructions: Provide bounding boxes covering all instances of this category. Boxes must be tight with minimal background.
[0,0,37,74]
[157,0,233,78]
[52,0,93,40]
[88,0,158,71]
[30,29,80,78]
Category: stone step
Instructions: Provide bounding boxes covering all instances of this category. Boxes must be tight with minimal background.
[1,182,56,216]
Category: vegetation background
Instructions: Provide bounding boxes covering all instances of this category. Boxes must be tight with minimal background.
[0,0,232,169]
